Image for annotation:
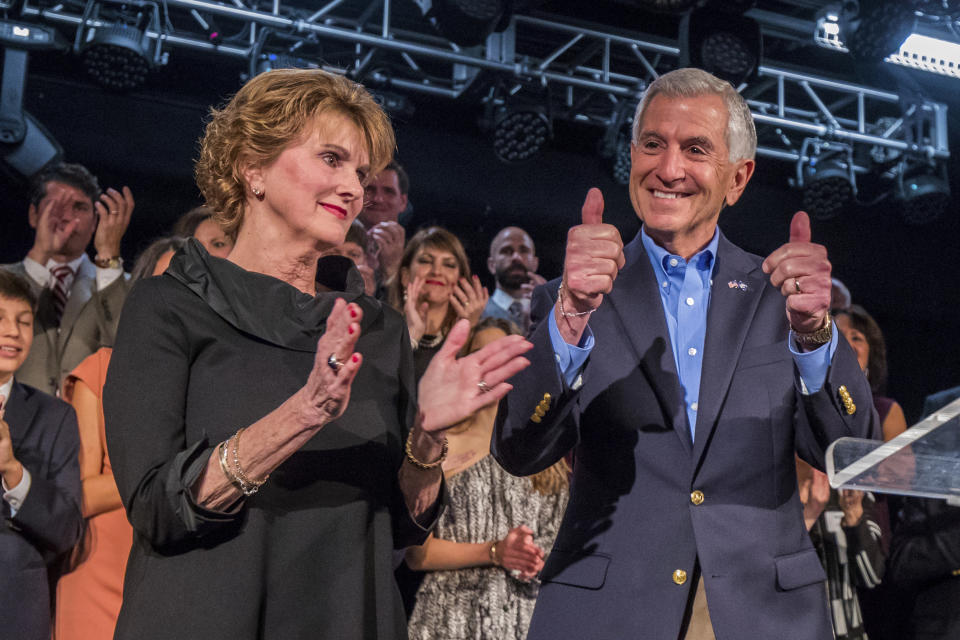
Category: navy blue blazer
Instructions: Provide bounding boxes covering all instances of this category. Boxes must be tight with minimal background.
[0,381,83,640]
[492,230,880,640]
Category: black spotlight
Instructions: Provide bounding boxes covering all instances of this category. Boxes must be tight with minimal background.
[896,169,951,225]
[802,159,855,221]
[0,33,64,179]
[679,4,762,86]
[412,0,512,47]
[492,105,551,163]
[81,23,154,90]
[610,133,632,185]
[839,0,916,63]
[2,111,62,179]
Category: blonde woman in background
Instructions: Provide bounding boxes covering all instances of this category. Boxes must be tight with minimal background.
[407,317,569,640]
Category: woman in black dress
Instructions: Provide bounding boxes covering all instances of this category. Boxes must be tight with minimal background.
[103,68,530,640]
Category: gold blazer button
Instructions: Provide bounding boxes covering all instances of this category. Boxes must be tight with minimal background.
[673,569,687,585]
[690,490,705,506]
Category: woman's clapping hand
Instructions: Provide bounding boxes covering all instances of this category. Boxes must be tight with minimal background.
[298,299,364,427]
[495,525,545,581]
[417,318,531,434]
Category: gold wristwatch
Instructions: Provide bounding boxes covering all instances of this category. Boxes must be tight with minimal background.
[793,312,832,348]
[93,255,123,269]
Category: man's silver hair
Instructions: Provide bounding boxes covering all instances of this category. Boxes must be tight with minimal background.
[631,68,757,162]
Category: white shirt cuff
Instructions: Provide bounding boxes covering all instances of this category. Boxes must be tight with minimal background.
[95,265,124,291]
[2,466,32,517]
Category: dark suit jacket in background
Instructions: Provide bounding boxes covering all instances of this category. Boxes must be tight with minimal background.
[0,257,129,397]
[0,381,83,640]
[493,229,879,640]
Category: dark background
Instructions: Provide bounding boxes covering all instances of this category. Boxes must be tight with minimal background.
[2,7,959,422]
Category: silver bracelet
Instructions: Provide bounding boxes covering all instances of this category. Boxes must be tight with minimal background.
[557,283,597,318]
[230,428,268,496]
[217,440,248,494]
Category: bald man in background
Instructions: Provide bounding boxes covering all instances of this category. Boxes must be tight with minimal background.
[481,226,545,332]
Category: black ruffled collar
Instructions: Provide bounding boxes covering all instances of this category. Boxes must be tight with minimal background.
[165,238,380,352]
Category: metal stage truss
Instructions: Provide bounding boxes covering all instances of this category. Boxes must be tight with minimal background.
[13,0,951,169]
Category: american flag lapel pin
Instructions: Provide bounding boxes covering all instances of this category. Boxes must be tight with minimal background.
[727,280,748,291]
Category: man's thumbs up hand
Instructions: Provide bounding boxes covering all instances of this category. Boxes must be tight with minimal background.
[556,188,625,344]
[762,211,832,344]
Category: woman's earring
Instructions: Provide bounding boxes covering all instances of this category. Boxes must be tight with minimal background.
[253,187,265,201]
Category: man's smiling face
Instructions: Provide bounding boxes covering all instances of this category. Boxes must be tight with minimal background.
[629,92,754,258]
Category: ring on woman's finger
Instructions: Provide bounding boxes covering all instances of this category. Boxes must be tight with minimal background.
[327,354,345,372]
[477,380,491,393]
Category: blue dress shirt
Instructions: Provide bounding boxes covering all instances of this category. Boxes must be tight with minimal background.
[548,227,837,442]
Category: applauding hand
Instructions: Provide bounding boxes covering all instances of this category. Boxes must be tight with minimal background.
[417,319,531,435]
[451,275,489,327]
[493,525,546,581]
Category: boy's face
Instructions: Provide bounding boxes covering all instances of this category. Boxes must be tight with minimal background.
[0,295,34,384]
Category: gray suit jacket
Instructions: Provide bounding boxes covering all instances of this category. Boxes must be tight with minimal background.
[0,381,82,640]
[1,256,130,396]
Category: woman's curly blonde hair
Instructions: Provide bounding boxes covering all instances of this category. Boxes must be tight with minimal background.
[195,68,396,237]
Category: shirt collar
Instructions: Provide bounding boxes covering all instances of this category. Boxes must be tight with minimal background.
[491,287,521,310]
[23,253,88,275]
[640,226,718,282]
[0,377,13,408]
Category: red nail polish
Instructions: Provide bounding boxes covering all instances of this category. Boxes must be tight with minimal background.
[352,354,359,363]
[350,306,358,318]
[348,325,355,334]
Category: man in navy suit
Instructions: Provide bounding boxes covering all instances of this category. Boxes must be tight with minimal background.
[492,68,878,639]
[0,270,83,640]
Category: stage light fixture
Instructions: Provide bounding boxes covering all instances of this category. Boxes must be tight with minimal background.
[679,5,762,86]
[839,0,916,64]
[896,168,951,225]
[2,111,62,178]
[888,33,960,79]
[817,9,960,79]
[81,23,155,90]
[610,133,631,185]
[411,0,512,48]
[0,27,64,179]
[796,141,857,221]
[802,159,855,221]
[491,105,551,163]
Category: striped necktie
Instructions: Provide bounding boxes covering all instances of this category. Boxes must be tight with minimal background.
[50,264,74,325]
[508,300,527,331]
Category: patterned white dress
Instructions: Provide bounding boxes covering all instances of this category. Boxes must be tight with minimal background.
[408,456,569,640]
[409,455,568,640]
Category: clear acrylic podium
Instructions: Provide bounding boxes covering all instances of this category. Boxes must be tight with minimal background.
[826,397,960,506]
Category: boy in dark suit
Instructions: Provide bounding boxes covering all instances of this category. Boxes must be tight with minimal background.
[0,269,83,640]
